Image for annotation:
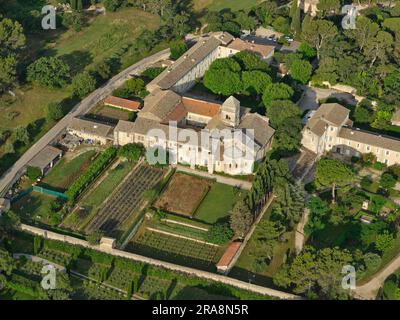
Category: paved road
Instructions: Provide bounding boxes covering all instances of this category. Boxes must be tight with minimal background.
[354,253,400,300]
[175,164,253,190]
[0,49,171,197]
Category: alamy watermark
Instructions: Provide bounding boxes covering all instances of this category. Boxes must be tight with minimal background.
[41,264,57,290]
[341,265,356,290]
[342,5,358,30]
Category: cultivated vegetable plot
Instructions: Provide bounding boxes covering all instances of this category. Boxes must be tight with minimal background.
[86,164,164,234]
[129,231,222,270]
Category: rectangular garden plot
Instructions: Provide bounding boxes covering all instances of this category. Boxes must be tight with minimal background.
[41,150,97,191]
[127,230,223,271]
[154,173,211,216]
[85,163,164,235]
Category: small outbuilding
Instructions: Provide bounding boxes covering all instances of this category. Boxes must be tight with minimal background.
[27,145,63,175]
[216,241,242,274]
[104,96,142,112]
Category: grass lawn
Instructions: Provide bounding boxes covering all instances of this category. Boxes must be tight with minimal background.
[194,0,261,11]
[42,150,97,191]
[0,7,162,175]
[11,191,58,225]
[194,183,241,224]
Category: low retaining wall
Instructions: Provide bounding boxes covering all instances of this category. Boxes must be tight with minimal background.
[20,223,300,300]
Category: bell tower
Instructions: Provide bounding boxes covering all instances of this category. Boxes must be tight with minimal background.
[221,96,240,127]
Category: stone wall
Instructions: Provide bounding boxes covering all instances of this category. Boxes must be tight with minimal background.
[20,223,300,300]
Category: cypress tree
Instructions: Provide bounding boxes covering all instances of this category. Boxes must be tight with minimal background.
[290,0,302,36]
[77,0,83,11]
[70,0,77,10]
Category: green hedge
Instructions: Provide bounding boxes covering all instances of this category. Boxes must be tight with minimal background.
[65,147,117,201]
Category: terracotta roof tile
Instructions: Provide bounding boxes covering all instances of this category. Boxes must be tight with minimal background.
[104,96,141,111]
[217,241,241,268]
[181,96,221,118]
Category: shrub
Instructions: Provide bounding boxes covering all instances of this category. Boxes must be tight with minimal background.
[65,147,117,200]
[374,162,385,171]
[87,230,104,245]
[27,57,70,88]
[363,252,382,272]
[380,172,397,190]
[72,71,96,98]
[206,223,234,245]
[46,102,64,121]
[141,67,165,80]
[118,143,144,162]
[170,40,188,60]
[26,166,41,180]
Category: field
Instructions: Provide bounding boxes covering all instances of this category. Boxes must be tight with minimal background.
[155,173,211,216]
[194,183,241,224]
[193,0,261,12]
[0,6,163,175]
[127,230,223,271]
[62,160,136,231]
[41,150,97,191]
[85,163,164,236]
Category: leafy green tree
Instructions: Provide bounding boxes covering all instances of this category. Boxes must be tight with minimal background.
[87,230,104,245]
[241,70,271,96]
[273,246,353,299]
[305,196,330,235]
[262,82,294,108]
[0,54,18,93]
[27,57,70,88]
[234,10,258,31]
[380,172,397,190]
[346,16,379,52]
[71,71,96,98]
[103,0,122,12]
[11,125,30,145]
[302,18,338,59]
[266,99,301,127]
[375,231,395,253]
[118,143,144,162]
[317,0,341,17]
[0,249,15,276]
[169,40,187,60]
[290,59,312,84]
[124,77,145,96]
[363,31,393,67]
[234,51,270,72]
[27,166,41,180]
[47,102,64,121]
[315,159,355,203]
[354,104,375,124]
[206,223,234,244]
[363,252,381,272]
[0,17,25,55]
[0,211,20,242]
[230,199,253,239]
[204,68,242,96]
[209,57,241,72]
[272,16,290,34]
[298,43,317,60]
